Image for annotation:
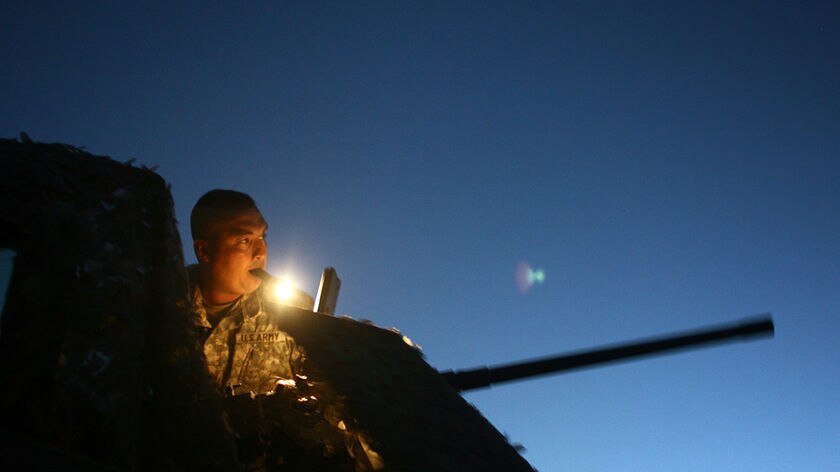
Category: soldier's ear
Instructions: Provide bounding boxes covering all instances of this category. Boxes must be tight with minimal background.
[194,239,211,263]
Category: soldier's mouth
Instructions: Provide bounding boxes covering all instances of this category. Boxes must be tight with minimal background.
[249,268,274,283]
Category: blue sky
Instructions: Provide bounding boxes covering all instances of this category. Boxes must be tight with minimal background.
[2,1,838,470]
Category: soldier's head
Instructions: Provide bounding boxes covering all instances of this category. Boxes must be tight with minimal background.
[191,189,268,304]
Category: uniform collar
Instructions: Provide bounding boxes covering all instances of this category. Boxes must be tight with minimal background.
[187,264,263,328]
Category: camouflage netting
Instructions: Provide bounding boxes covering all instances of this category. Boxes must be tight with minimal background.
[0,137,239,470]
[254,305,536,471]
[0,136,534,471]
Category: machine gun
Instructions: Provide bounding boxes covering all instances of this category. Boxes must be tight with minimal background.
[251,264,775,395]
[440,316,774,391]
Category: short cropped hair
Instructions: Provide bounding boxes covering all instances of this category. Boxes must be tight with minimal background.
[190,189,259,240]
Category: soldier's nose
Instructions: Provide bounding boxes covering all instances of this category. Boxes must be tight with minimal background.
[254,239,267,258]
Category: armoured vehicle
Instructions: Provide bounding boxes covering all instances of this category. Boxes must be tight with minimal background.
[0,137,773,471]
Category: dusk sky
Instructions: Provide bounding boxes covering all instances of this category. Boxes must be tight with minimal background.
[2,1,838,470]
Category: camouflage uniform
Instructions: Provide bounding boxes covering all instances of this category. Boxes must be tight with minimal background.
[187,265,303,395]
[187,266,385,470]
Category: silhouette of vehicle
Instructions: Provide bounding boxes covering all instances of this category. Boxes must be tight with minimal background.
[0,137,773,471]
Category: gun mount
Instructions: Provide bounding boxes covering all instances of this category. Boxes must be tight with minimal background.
[441,317,774,391]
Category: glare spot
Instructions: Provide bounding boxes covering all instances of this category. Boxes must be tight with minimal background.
[275,378,296,388]
[272,278,295,301]
[401,335,422,350]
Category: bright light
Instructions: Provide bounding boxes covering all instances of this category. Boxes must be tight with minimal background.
[275,378,296,388]
[272,278,295,301]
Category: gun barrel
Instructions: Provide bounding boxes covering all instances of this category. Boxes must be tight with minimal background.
[440,316,774,392]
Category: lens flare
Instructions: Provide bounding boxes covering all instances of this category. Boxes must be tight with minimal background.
[529,269,546,284]
[515,261,546,293]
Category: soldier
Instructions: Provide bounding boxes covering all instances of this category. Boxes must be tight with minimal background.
[187,189,310,395]
[187,190,382,470]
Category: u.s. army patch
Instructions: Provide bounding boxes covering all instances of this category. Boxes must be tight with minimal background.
[238,331,286,343]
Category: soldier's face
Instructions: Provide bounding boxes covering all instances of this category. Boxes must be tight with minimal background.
[198,207,268,302]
